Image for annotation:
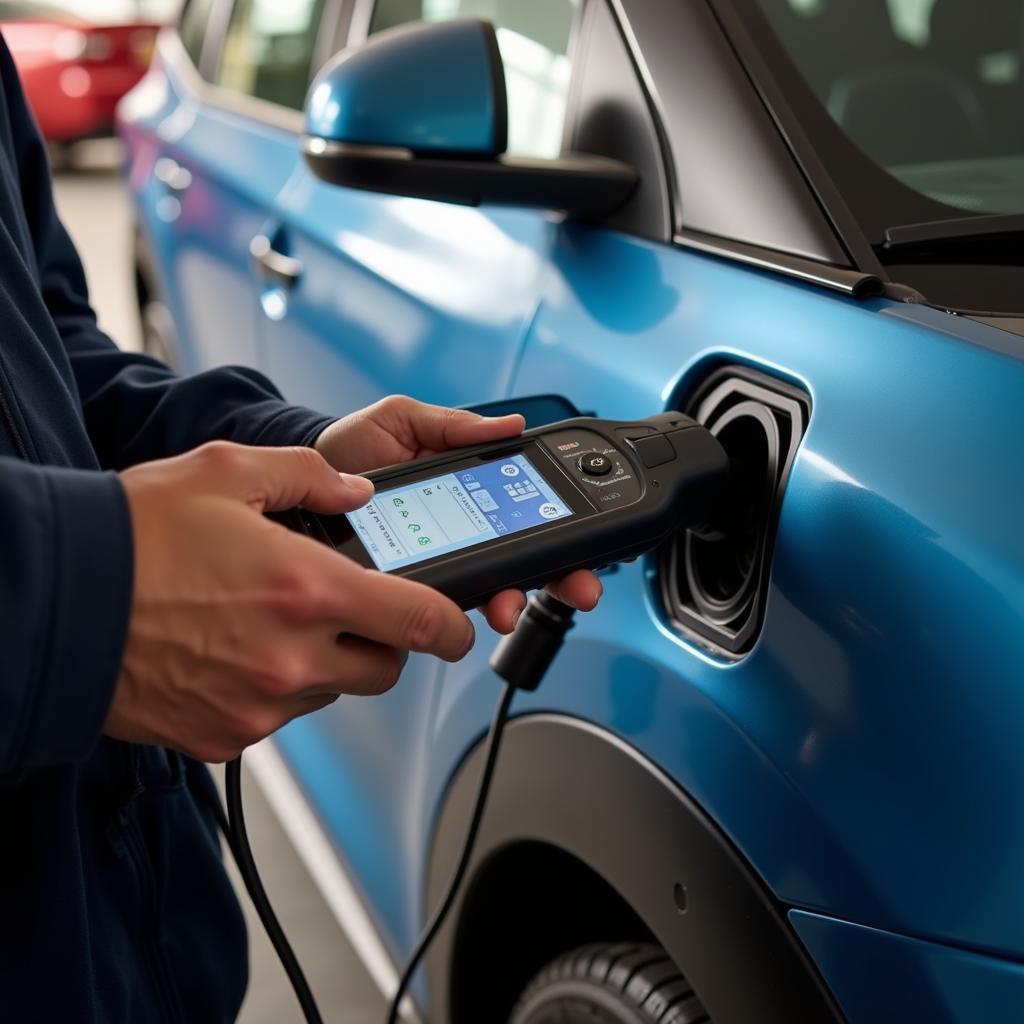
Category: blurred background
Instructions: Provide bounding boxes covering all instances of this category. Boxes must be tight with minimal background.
[1,2,383,1020]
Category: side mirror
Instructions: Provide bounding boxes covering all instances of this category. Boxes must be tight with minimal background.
[303,19,638,219]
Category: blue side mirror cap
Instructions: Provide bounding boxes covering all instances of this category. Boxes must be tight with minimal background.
[305,18,507,156]
[301,19,638,218]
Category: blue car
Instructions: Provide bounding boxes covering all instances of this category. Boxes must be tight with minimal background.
[119,1,1024,1021]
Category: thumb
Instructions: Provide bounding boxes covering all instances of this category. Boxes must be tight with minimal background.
[431,408,525,450]
[214,444,374,514]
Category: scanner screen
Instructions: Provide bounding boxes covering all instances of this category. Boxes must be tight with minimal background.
[346,453,573,571]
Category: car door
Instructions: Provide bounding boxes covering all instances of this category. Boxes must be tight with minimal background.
[122,0,336,374]
[253,0,578,416]
[262,0,583,959]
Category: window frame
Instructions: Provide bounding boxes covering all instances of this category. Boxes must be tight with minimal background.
[168,0,357,134]
[347,0,584,161]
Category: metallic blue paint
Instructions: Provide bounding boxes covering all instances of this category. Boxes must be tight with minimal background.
[120,30,1024,1021]
[119,53,303,376]
[305,20,503,155]
[790,910,1024,1023]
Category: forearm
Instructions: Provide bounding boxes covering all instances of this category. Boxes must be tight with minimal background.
[67,339,333,468]
[0,457,132,783]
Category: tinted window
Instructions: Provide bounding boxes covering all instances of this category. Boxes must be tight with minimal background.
[216,0,327,111]
[759,0,1024,215]
[369,0,578,159]
[179,0,217,68]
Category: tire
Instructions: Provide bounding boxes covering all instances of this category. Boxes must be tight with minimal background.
[509,943,710,1024]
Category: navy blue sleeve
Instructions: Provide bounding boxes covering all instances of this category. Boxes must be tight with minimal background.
[0,457,132,781]
[4,42,332,468]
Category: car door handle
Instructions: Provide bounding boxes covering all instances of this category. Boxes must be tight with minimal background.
[153,156,192,192]
[249,234,304,289]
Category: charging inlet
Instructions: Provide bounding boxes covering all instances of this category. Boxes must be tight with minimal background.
[661,366,809,658]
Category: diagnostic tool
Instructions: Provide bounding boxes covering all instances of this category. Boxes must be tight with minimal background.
[287,413,730,607]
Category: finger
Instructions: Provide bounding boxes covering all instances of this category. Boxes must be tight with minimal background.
[306,635,409,697]
[202,442,374,514]
[433,408,525,450]
[284,692,341,725]
[379,397,524,453]
[544,570,603,612]
[335,568,476,662]
[481,589,527,634]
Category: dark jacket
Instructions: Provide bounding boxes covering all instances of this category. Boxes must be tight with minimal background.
[0,36,331,1022]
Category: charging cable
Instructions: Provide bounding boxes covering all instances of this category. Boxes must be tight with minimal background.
[222,591,578,1024]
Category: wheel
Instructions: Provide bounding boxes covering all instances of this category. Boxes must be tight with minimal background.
[509,943,710,1024]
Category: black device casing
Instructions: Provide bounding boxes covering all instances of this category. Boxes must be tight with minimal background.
[285,414,729,610]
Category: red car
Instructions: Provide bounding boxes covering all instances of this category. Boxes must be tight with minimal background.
[1,1,161,146]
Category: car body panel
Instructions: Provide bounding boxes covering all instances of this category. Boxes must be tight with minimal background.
[118,2,1024,1017]
[274,226,1024,966]
[790,910,1024,1024]
[121,49,304,374]
[253,176,553,415]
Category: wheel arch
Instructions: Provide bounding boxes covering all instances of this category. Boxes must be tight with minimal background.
[425,714,842,1024]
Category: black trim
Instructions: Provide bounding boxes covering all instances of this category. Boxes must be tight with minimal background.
[302,139,638,218]
[425,715,844,1024]
[704,0,886,279]
[601,0,678,237]
[562,0,672,241]
[478,20,508,156]
[883,213,1024,251]
[675,230,884,299]
[659,365,810,659]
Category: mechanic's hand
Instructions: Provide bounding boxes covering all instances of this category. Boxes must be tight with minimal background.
[107,442,477,762]
[313,395,603,632]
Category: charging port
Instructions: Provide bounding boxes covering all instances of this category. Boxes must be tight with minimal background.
[660,366,809,658]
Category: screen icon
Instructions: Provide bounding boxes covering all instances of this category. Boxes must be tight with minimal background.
[500,463,520,477]
[539,503,562,519]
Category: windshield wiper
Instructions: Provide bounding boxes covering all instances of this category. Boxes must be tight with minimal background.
[882,212,1024,252]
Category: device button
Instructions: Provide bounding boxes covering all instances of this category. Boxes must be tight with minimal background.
[632,433,675,468]
[579,452,613,476]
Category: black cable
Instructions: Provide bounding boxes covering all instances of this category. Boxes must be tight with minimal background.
[225,756,325,1024]
[219,596,569,1024]
[385,679,517,1024]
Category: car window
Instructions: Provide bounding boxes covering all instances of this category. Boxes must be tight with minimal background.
[758,0,1024,215]
[368,0,579,159]
[215,0,328,111]
[0,1,67,17]
[179,0,217,69]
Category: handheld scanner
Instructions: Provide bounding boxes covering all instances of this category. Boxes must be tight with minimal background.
[291,414,730,610]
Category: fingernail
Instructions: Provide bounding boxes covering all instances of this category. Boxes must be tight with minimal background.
[341,473,373,496]
[461,622,476,659]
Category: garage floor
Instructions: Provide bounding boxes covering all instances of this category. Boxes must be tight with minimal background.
[53,141,387,1024]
